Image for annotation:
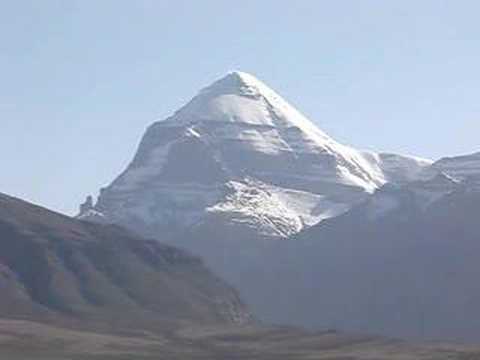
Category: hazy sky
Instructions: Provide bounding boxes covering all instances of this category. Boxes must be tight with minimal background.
[1,1,480,215]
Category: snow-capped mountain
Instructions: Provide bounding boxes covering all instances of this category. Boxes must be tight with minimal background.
[78,71,440,333]
[79,71,429,238]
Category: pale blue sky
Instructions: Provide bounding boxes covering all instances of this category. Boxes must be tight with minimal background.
[1,1,479,215]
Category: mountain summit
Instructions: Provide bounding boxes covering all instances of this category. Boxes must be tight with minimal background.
[79,71,429,237]
[170,71,333,138]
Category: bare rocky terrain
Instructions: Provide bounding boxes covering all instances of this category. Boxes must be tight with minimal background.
[0,192,251,332]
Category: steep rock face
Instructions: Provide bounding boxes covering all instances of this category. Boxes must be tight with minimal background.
[0,193,252,331]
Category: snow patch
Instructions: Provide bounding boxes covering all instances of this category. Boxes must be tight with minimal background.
[207,180,351,237]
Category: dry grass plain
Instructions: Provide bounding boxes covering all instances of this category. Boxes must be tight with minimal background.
[0,319,479,360]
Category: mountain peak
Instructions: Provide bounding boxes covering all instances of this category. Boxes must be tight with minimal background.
[223,70,258,84]
[167,71,332,144]
[80,69,433,239]
[196,70,277,101]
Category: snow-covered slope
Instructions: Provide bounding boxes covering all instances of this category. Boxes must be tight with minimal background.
[365,172,459,220]
[362,152,434,183]
[79,71,428,237]
[433,152,480,185]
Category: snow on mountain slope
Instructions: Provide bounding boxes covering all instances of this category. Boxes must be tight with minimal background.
[205,179,349,237]
[361,150,480,222]
[433,151,480,184]
[365,172,460,220]
[361,152,434,183]
[79,71,429,238]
